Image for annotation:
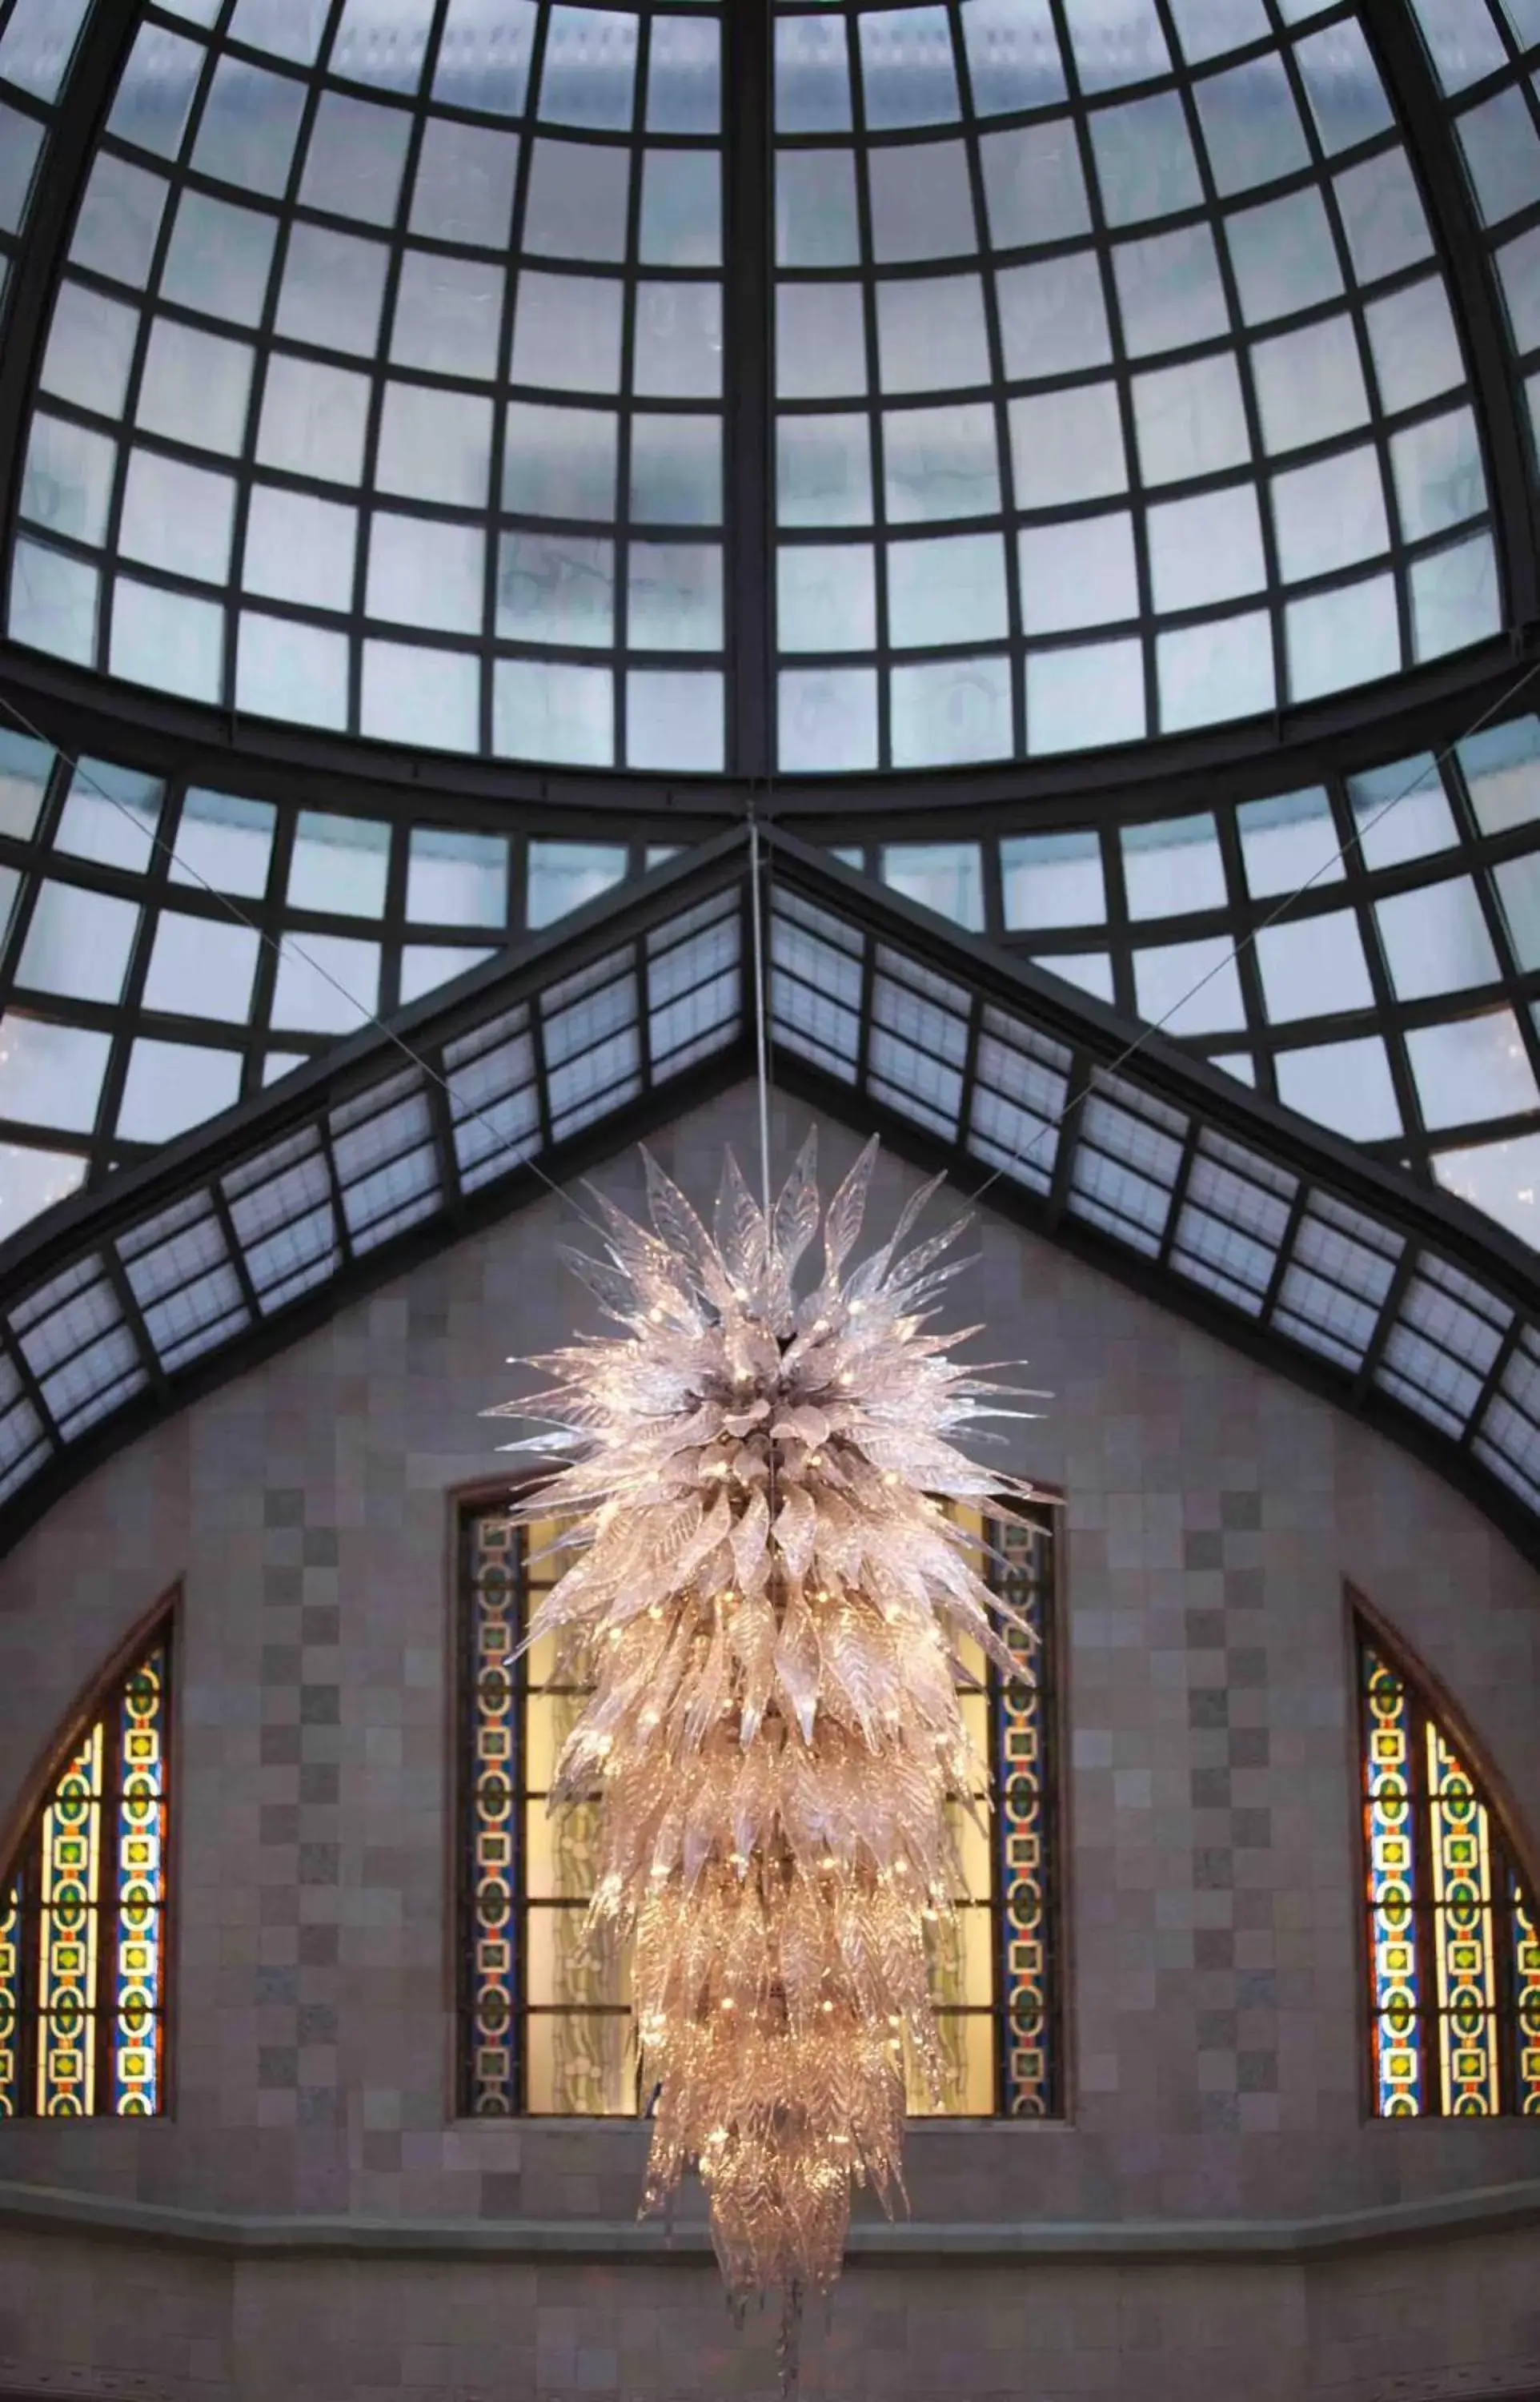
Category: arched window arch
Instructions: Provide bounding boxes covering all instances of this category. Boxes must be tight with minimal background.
[455,1495,1063,2121]
[1355,1591,1540,2119]
[0,1597,175,2118]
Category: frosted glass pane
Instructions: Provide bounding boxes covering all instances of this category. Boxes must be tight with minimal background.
[1407,1011,1540,1130]
[407,828,507,927]
[1122,814,1226,918]
[527,842,627,927]
[497,532,615,646]
[1027,641,1144,750]
[1376,877,1500,1002]
[493,659,612,764]
[1255,908,1374,1021]
[779,669,878,772]
[110,580,225,702]
[891,656,1013,768]
[1276,1036,1402,1141]
[628,670,724,771]
[360,643,481,751]
[1001,832,1105,930]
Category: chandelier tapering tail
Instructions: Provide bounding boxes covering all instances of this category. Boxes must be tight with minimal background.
[488,1132,1052,2314]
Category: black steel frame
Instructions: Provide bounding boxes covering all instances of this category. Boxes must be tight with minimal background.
[2,827,1540,1571]
[0,0,1537,808]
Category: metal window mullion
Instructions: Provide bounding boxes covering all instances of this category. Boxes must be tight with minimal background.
[479,2,548,758]
[1212,799,1274,1096]
[614,17,651,773]
[90,1673,122,2119]
[245,802,299,1085]
[1100,821,1136,1020]
[0,1313,64,1452]
[1043,1049,1092,1232]
[1149,0,1286,729]
[344,0,454,743]
[1409,1691,1444,2115]
[724,0,772,776]
[1325,769,1430,1171]
[315,1110,355,1274]
[950,0,1025,758]
[1350,1237,1420,1407]
[1045,0,1157,746]
[1257,1175,1312,1324]
[206,1174,264,1323]
[843,11,890,773]
[99,1243,170,1406]
[1460,1306,1526,1451]
[423,1041,465,1229]
[1155,1120,1202,1270]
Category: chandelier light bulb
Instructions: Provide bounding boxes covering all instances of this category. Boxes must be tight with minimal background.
[491,1131,1047,2345]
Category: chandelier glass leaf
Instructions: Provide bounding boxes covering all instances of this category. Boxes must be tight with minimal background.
[491,1131,1046,2316]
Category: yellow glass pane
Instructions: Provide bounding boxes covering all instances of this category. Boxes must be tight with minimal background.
[525,1903,630,2010]
[907,2014,995,2116]
[523,1797,603,1901]
[526,2012,636,2115]
[958,1691,989,1753]
[523,1631,560,1692]
[524,1689,590,1792]
[924,1902,994,2009]
[944,1798,992,1903]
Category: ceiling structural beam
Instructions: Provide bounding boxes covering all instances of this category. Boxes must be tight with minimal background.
[724,0,773,781]
[0,831,1536,1566]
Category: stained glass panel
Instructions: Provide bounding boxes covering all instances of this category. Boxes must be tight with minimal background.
[0,1614,174,2119]
[1427,1721,1501,2115]
[1514,1874,1540,2115]
[38,1721,103,2115]
[1362,1643,1422,2114]
[1358,1616,1537,2119]
[460,1496,1061,2119]
[111,1640,169,2115]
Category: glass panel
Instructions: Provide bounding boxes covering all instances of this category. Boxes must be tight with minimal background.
[1362,1647,1423,2116]
[1018,514,1137,634]
[407,828,507,928]
[1001,832,1105,930]
[891,655,1013,767]
[527,842,628,930]
[1375,878,1500,1002]
[1254,908,1374,1020]
[881,844,984,930]
[1406,1011,1540,1131]
[117,1041,243,1144]
[170,790,275,898]
[18,883,140,1005]
[1121,814,1226,918]
[1237,789,1343,898]
[287,812,391,917]
[1276,1035,1402,1140]
[141,912,260,1022]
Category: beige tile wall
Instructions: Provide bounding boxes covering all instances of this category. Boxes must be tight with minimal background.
[0,1086,1537,2397]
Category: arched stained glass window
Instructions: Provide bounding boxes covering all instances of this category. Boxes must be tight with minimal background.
[1357,1598,1540,2118]
[0,1604,174,2118]
[456,1495,1061,2119]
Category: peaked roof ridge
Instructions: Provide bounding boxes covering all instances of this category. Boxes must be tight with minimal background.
[0,831,1537,1566]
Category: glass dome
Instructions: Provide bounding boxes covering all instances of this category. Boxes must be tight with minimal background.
[1,0,1533,773]
[8,0,728,769]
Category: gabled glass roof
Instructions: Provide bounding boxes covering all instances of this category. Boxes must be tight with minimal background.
[0,0,1531,772]
[2,826,1538,1566]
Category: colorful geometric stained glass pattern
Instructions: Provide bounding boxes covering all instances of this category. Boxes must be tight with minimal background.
[463,1510,523,2116]
[110,1641,168,2115]
[1514,1874,1540,2116]
[38,1720,103,2116]
[1358,1618,1537,2119]
[460,1496,1061,2120]
[993,1511,1057,2119]
[0,1619,173,2119]
[0,1878,18,2115]
[1426,1721,1501,2115]
[463,1506,632,2117]
[1362,1644,1423,2115]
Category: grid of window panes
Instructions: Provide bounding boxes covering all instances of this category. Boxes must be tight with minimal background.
[0,1617,172,2118]
[1408,0,1540,471]
[853,713,1540,1246]
[773,0,1498,771]
[0,722,688,1245]
[0,0,95,323]
[7,0,726,770]
[459,1499,1059,2119]
[1358,1615,1540,2118]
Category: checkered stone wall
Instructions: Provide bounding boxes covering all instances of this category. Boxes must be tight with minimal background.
[0,1084,1535,2400]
